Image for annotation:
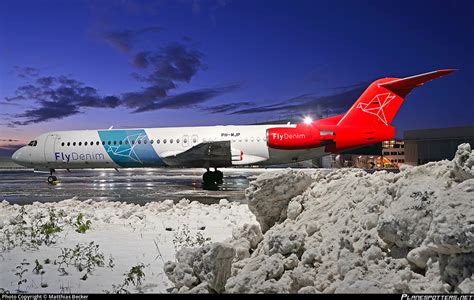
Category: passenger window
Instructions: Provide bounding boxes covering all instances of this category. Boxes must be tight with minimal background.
[96,141,99,146]
[245,138,248,142]
[163,139,167,144]
[184,138,187,143]
[67,142,70,146]
[113,141,117,145]
[157,139,160,144]
[176,139,180,143]
[107,141,111,145]
[131,140,135,144]
[73,142,76,146]
[250,137,254,142]
[150,140,154,144]
[257,137,260,142]
[79,142,82,146]
[193,138,197,143]
[91,141,94,146]
[125,140,129,145]
[144,140,147,144]
[119,141,123,145]
[170,139,173,144]
[61,142,65,146]
[102,141,105,145]
[85,142,88,146]
[138,140,141,144]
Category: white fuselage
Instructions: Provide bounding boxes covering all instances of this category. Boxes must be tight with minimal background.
[12,124,327,170]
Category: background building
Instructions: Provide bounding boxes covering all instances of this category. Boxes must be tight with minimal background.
[381,140,405,168]
[404,126,474,165]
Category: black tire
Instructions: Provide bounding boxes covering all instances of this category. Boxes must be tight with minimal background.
[203,171,214,185]
[47,176,55,184]
[215,170,224,184]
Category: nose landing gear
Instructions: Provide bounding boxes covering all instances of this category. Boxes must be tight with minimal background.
[202,168,224,187]
[47,169,59,185]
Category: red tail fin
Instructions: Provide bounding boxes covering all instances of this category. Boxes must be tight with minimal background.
[336,69,455,127]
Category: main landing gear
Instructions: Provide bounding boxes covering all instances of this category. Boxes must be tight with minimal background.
[202,168,223,186]
[47,169,59,184]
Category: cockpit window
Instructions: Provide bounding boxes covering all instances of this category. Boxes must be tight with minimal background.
[28,140,37,146]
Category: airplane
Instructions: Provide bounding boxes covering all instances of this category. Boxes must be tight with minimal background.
[11,69,455,186]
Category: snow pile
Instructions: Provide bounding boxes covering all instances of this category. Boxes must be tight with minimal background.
[164,243,235,293]
[0,198,257,293]
[165,143,474,293]
[246,169,313,232]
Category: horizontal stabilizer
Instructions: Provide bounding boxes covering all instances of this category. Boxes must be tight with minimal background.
[379,69,456,93]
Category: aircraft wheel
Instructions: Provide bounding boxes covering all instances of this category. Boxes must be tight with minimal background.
[47,175,57,184]
[203,171,214,185]
[215,170,224,184]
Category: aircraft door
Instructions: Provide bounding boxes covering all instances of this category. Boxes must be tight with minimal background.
[182,135,189,148]
[44,134,57,163]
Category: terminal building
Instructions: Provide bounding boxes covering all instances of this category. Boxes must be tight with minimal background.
[381,140,405,168]
[404,126,474,166]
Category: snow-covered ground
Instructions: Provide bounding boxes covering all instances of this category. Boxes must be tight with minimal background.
[1,144,473,294]
[0,198,257,293]
[164,144,474,294]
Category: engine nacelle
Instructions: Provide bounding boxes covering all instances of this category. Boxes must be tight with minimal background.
[267,125,331,150]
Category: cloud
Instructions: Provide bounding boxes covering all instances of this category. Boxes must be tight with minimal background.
[123,42,208,111]
[6,60,237,125]
[133,84,240,113]
[100,29,211,113]
[0,101,21,106]
[13,66,39,79]
[230,84,368,117]
[13,103,81,126]
[202,101,253,113]
[7,74,120,126]
[132,43,205,82]
[7,35,229,125]
[101,26,162,52]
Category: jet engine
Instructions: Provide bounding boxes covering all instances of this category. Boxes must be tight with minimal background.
[266,124,334,150]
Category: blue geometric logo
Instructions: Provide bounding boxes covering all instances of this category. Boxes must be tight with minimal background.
[98,129,163,167]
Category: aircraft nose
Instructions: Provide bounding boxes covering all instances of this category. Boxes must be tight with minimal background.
[11,147,25,164]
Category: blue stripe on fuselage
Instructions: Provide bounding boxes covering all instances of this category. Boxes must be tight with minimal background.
[98,129,163,167]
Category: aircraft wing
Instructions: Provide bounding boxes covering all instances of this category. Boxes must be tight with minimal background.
[159,141,233,168]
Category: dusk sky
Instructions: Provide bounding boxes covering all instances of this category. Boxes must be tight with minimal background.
[1,0,473,154]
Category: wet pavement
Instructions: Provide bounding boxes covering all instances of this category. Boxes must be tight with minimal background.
[0,168,276,205]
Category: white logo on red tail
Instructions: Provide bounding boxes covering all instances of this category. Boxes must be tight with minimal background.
[356,93,396,125]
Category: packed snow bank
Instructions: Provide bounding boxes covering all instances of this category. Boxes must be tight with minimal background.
[165,144,474,293]
[246,169,313,233]
[0,198,257,293]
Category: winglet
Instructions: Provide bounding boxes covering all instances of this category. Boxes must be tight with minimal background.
[379,69,456,91]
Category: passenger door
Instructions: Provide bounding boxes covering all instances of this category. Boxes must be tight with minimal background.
[44,134,57,163]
